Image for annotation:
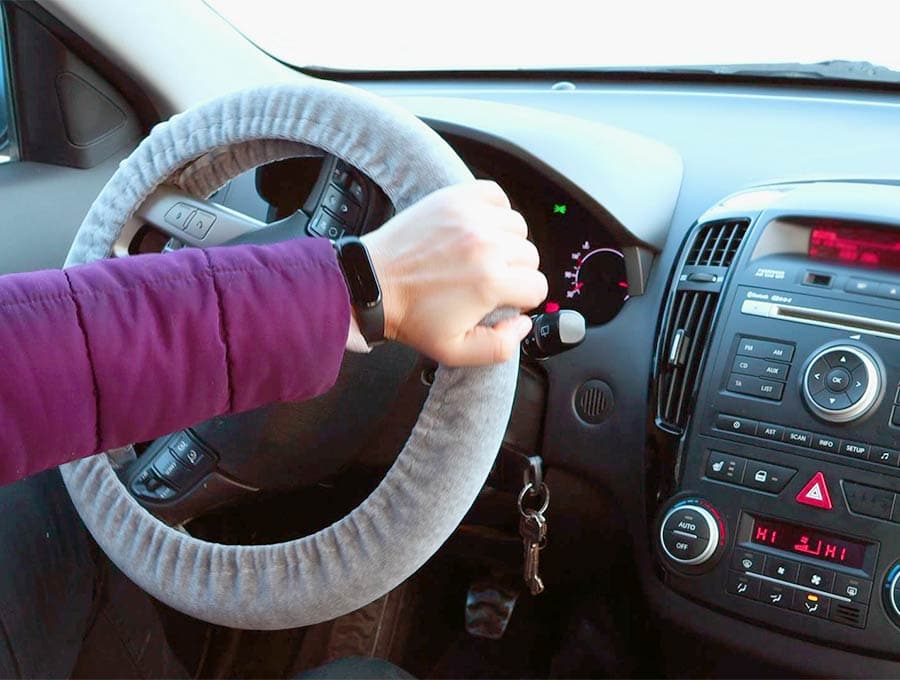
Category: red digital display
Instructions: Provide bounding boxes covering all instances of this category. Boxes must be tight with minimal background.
[750,517,868,569]
[809,224,900,271]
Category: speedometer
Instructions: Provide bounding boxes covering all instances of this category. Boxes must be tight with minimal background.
[559,241,629,325]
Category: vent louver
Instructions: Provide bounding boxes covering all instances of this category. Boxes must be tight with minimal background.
[657,220,750,433]
[685,220,749,267]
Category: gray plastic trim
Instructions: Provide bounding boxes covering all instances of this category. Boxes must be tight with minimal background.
[395,96,683,251]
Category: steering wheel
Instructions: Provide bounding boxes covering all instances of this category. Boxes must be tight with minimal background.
[59,80,519,630]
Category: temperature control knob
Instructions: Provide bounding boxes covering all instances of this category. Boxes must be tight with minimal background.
[883,562,900,628]
[659,501,721,566]
[803,345,883,423]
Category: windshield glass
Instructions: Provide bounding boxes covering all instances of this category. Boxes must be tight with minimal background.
[208,0,900,80]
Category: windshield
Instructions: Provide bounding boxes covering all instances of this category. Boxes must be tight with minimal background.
[207,0,900,81]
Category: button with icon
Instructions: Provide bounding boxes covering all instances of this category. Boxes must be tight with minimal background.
[727,572,760,599]
[705,451,747,483]
[730,549,765,574]
[763,556,801,583]
[799,565,835,592]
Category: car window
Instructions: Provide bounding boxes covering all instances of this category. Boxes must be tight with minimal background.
[0,7,14,164]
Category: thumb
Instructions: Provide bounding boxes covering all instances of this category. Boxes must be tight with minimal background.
[443,315,533,367]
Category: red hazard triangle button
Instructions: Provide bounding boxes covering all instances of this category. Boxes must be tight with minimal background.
[795,472,832,510]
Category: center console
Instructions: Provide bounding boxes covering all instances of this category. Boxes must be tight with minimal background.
[653,182,900,657]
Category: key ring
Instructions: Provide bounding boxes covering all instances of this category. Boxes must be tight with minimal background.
[517,482,549,517]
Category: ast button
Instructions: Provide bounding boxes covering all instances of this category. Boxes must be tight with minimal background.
[757,423,785,442]
[743,461,796,493]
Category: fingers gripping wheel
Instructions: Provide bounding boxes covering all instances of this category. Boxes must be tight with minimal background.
[58,82,520,629]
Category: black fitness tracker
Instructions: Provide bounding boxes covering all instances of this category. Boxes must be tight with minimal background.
[333,236,385,345]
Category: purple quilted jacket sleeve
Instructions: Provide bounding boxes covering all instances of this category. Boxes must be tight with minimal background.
[0,237,350,484]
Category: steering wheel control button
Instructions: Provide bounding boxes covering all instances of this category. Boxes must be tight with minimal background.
[843,482,895,520]
[308,211,346,240]
[706,451,746,484]
[659,504,719,565]
[803,345,883,423]
[743,461,796,493]
[764,556,801,583]
[321,186,361,226]
[727,572,760,600]
[185,209,216,239]
[715,414,757,436]
[164,203,195,230]
[731,549,765,574]
[795,472,833,510]
[131,469,177,502]
[726,374,785,401]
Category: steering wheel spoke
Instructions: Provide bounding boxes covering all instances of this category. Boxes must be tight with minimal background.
[136,184,270,247]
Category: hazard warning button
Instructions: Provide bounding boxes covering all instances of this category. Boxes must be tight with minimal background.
[796,472,833,510]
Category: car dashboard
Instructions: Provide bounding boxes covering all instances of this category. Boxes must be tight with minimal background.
[150,78,900,674]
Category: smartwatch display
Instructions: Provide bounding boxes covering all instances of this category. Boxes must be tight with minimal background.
[333,236,385,345]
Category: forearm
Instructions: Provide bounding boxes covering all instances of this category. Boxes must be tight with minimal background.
[0,238,350,484]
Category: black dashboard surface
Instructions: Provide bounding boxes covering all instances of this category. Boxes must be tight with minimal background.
[359,79,900,676]
[191,78,900,676]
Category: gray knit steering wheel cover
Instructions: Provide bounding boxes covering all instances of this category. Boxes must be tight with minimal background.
[59,81,518,629]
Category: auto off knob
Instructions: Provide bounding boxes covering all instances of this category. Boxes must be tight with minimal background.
[659,500,721,566]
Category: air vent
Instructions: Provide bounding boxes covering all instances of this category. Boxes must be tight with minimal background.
[685,221,749,267]
[657,219,751,433]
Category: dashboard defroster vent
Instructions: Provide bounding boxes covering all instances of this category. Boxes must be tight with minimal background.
[657,219,750,433]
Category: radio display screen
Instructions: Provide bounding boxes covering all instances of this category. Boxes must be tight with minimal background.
[809,223,900,271]
[750,516,868,569]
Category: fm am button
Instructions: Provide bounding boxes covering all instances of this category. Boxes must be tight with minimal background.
[796,472,833,510]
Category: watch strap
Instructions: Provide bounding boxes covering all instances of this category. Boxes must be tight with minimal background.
[333,236,385,345]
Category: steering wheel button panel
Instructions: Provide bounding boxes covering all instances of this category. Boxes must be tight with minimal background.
[322,186,361,226]
[184,209,216,239]
[164,202,195,230]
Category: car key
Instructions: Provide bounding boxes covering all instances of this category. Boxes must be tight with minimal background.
[519,511,547,595]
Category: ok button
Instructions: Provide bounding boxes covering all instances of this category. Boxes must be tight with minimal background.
[826,367,851,392]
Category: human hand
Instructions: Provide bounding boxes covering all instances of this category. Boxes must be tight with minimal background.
[361,180,548,366]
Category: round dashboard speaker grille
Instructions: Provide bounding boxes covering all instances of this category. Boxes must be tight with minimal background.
[575,379,614,424]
